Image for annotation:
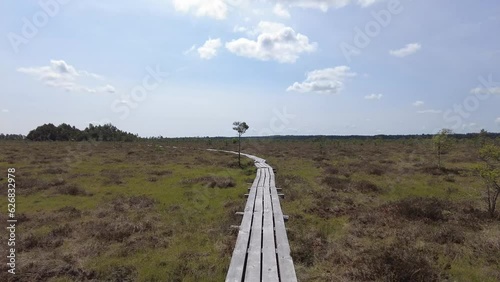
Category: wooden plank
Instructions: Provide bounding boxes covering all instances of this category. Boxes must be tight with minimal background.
[262,167,279,281]
[214,149,297,281]
[269,169,298,282]
[257,167,267,187]
[244,169,265,282]
[225,169,262,282]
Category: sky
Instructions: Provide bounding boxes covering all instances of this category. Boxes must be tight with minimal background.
[1,0,499,137]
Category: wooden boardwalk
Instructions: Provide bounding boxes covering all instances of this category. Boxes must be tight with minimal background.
[208,150,297,282]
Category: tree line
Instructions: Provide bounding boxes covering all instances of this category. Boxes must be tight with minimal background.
[25,123,138,142]
[0,134,25,140]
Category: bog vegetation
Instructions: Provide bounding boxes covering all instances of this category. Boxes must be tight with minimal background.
[0,128,499,281]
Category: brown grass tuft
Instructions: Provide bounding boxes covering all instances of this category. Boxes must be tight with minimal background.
[181,176,236,188]
[396,197,450,222]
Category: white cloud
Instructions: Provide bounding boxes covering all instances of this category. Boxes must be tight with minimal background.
[287,66,356,94]
[285,0,382,11]
[198,38,222,60]
[273,3,290,18]
[413,100,424,107]
[50,60,78,76]
[496,117,500,125]
[287,0,349,11]
[470,87,500,95]
[365,93,383,100]
[79,70,104,80]
[172,0,228,20]
[168,0,382,20]
[1,109,9,113]
[98,84,116,93]
[169,0,384,22]
[183,44,196,55]
[17,60,115,94]
[417,109,442,114]
[226,21,317,63]
[357,0,382,7]
[390,43,422,57]
[233,25,248,33]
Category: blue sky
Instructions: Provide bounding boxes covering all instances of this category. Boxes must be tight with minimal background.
[1,0,499,137]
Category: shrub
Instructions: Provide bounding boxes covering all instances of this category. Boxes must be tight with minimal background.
[56,184,90,196]
[396,197,450,222]
[324,166,340,175]
[291,230,327,267]
[103,265,137,282]
[369,243,441,281]
[181,176,236,188]
[369,167,385,176]
[128,195,156,209]
[21,232,65,251]
[50,224,73,237]
[433,226,465,244]
[321,176,351,191]
[90,220,135,242]
[106,195,156,213]
[147,176,158,182]
[443,175,456,182]
[16,178,51,195]
[149,170,172,176]
[354,180,381,193]
[50,178,67,186]
[43,167,68,174]
[57,206,82,218]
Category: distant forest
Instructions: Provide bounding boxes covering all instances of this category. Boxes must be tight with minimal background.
[2,123,139,142]
[1,123,500,141]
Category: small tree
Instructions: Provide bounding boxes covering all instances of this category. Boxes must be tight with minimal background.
[477,128,488,148]
[232,121,249,167]
[477,144,500,217]
[432,128,453,169]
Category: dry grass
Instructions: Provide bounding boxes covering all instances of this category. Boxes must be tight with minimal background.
[227,137,500,281]
[181,175,236,188]
[1,137,499,281]
[0,141,249,281]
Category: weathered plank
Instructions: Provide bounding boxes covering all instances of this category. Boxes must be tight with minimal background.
[245,170,264,281]
[262,167,279,281]
[217,149,297,282]
[257,167,267,187]
[269,169,297,282]
[225,169,262,282]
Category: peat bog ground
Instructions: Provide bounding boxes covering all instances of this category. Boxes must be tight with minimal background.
[0,137,499,281]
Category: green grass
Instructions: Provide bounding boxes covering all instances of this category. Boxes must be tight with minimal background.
[1,138,499,281]
[0,141,253,281]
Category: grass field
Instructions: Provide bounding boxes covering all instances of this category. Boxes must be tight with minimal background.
[0,137,499,281]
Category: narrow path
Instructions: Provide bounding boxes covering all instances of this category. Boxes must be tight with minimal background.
[208,150,297,282]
